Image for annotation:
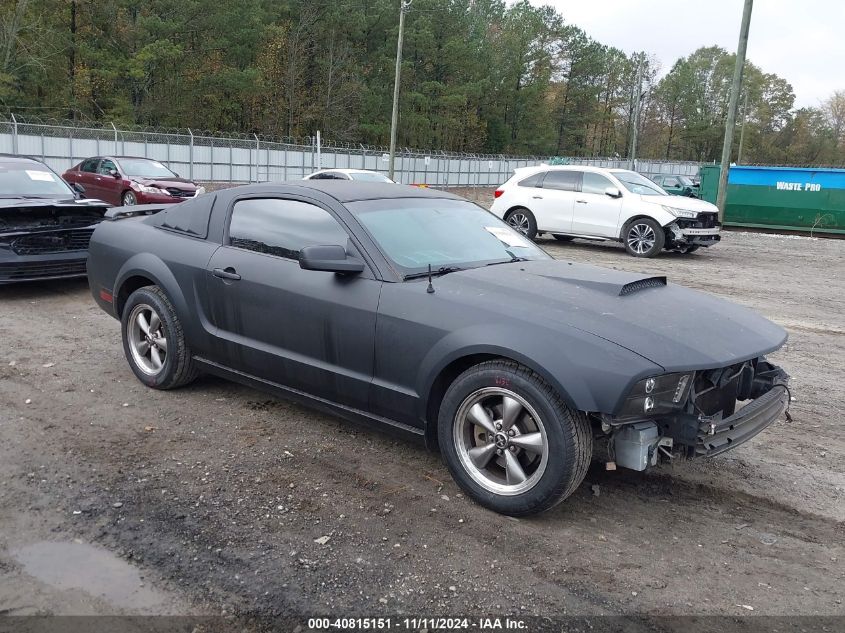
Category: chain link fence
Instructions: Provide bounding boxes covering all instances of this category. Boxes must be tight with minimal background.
[0,114,702,186]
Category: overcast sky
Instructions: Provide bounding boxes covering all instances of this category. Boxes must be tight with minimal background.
[530,0,843,108]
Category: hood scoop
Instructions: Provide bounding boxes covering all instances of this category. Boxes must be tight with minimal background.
[532,264,668,297]
[619,276,666,296]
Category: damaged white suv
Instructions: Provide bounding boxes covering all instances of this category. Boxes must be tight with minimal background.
[490,165,721,257]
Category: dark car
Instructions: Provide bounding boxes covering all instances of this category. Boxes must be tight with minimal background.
[0,154,111,284]
[63,156,204,207]
[86,182,790,516]
[652,174,701,198]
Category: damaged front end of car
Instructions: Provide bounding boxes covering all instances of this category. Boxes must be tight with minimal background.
[664,212,722,252]
[597,358,790,471]
[0,201,110,283]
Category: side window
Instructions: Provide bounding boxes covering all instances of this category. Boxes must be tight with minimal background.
[98,159,117,175]
[81,159,99,173]
[228,198,349,260]
[518,172,544,188]
[542,170,580,192]
[581,172,615,195]
[663,177,680,187]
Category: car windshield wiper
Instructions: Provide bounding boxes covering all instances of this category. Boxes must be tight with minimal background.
[403,265,464,281]
[486,250,529,266]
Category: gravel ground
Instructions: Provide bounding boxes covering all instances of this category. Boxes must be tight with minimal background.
[0,203,843,624]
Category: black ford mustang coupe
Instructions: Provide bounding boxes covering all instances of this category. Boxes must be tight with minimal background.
[87,182,789,515]
[1,154,110,284]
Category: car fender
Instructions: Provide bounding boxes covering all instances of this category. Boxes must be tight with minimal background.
[415,322,661,418]
[619,202,676,234]
[114,252,190,321]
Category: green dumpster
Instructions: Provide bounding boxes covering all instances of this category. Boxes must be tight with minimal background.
[699,164,845,235]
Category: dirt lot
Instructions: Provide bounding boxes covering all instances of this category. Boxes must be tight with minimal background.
[0,220,843,624]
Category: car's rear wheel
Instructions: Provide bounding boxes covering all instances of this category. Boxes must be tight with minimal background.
[504,208,537,240]
[624,218,665,257]
[121,285,199,390]
[438,360,592,516]
[552,235,574,242]
[122,190,137,206]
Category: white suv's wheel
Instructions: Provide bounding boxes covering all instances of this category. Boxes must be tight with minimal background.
[504,208,537,240]
[624,218,665,257]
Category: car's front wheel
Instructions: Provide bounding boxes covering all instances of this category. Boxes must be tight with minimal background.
[504,208,537,240]
[122,190,137,206]
[438,360,592,516]
[121,285,199,390]
[624,218,665,257]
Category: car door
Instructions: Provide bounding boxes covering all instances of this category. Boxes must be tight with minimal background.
[94,158,122,205]
[530,170,580,233]
[570,171,625,237]
[74,158,101,198]
[661,176,683,195]
[204,195,381,411]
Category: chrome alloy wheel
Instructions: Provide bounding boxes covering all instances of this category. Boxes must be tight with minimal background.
[627,222,656,254]
[506,212,531,236]
[453,387,548,496]
[127,303,168,376]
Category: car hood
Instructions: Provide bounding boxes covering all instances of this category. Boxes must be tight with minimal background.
[433,259,786,371]
[0,197,110,210]
[640,195,718,214]
[130,177,197,189]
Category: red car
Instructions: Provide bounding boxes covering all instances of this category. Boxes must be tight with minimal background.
[63,156,204,206]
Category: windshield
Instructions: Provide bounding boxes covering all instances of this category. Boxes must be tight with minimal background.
[349,172,394,183]
[0,162,74,198]
[118,158,177,179]
[612,170,667,196]
[347,198,550,275]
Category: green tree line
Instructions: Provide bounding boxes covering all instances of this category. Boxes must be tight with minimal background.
[2,0,843,164]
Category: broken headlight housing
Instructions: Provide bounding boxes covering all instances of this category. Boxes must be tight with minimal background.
[617,372,693,419]
[661,205,698,219]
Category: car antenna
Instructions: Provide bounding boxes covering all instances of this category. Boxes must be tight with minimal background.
[426,263,435,294]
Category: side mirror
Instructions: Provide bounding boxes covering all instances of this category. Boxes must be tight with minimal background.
[299,244,365,274]
[109,169,120,178]
[604,186,622,198]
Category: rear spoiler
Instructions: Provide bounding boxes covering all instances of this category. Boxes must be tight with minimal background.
[104,203,172,220]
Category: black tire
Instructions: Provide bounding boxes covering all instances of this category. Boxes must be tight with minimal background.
[504,208,538,240]
[121,285,199,390]
[623,217,665,257]
[122,190,137,206]
[437,360,592,516]
[552,235,574,242]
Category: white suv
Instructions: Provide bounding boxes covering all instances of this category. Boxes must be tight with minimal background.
[490,165,721,257]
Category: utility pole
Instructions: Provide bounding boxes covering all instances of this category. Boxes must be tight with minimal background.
[629,54,644,171]
[388,0,412,181]
[737,90,750,164]
[717,0,753,221]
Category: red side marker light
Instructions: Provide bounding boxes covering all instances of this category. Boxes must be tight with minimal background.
[494,189,504,198]
[99,289,114,303]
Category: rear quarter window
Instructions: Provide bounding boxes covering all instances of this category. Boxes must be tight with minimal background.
[518,172,545,188]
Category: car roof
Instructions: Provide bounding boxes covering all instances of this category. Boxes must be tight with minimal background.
[232,181,463,203]
[0,153,48,166]
[517,164,625,175]
[313,168,383,174]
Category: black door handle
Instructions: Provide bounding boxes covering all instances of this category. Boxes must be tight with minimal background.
[213,267,241,280]
[532,195,543,199]
[576,200,588,204]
